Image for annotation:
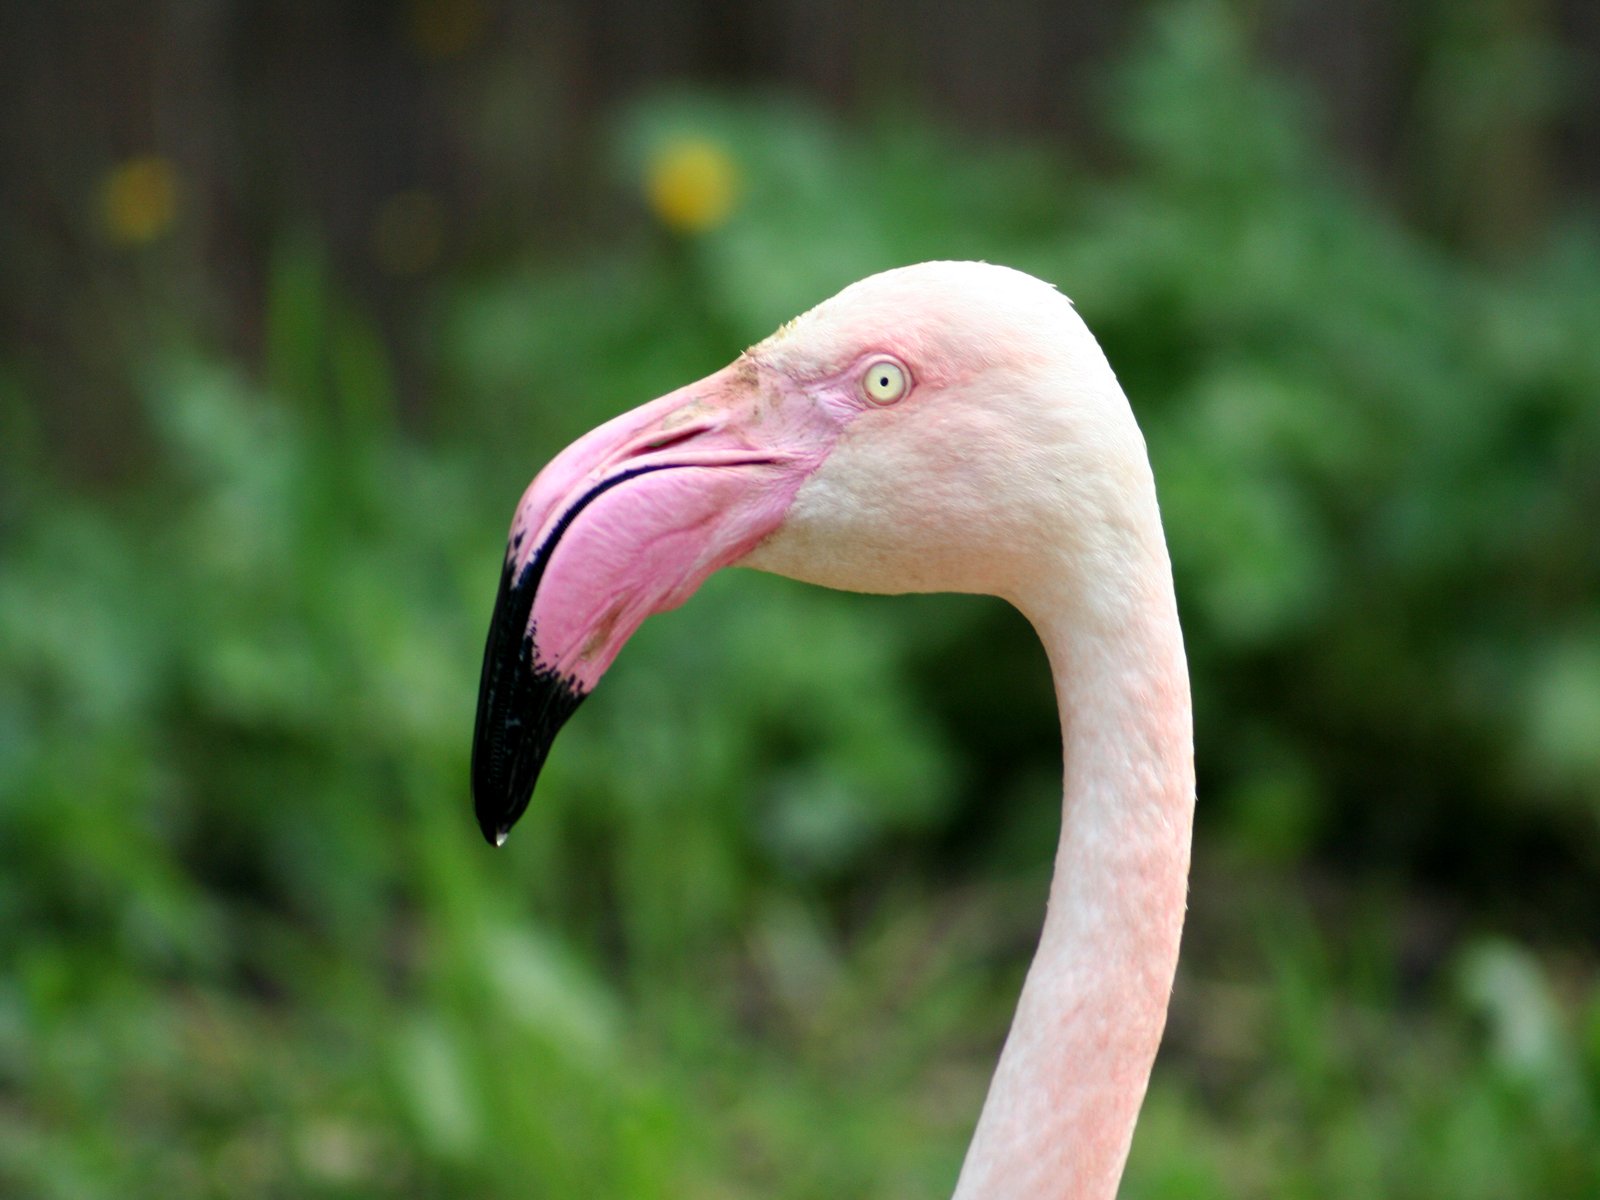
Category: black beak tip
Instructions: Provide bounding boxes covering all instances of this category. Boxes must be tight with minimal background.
[470,735,531,849]
[472,787,513,847]
[470,757,536,849]
[470,667,586,850]
[470,543,591,852]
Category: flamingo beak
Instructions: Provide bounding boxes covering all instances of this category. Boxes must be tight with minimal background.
[470,357,836,846]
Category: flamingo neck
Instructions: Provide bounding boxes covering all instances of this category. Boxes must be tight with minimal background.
[952,519,1194,1199]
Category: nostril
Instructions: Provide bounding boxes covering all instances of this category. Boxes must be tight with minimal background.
[620,422,713,462]
[601,417,778,478]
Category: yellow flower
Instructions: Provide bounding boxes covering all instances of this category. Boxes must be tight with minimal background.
[644,136,740,235]
[370,190,446,276]
[407,0,488,60]
[101,156,179,244]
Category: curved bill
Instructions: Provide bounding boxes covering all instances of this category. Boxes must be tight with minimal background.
[469,358,836,846]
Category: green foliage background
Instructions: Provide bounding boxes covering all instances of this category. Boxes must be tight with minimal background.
[4,5,1599,1197]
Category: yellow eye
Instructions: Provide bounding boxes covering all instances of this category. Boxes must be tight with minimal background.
[862,359,907,405]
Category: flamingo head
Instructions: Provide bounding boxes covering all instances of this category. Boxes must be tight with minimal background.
[471,261,1146,845]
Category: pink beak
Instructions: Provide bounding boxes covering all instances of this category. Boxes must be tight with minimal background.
[470,358,837,845]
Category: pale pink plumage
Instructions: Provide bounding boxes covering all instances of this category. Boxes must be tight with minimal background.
[473,261,1194,1196]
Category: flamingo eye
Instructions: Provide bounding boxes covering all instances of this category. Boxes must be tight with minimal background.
[861,359,908,405]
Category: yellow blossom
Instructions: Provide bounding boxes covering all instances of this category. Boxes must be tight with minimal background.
[370,190,446,275]
[100,156,179,244]
[644,136,740,235]
[407,0,488,60]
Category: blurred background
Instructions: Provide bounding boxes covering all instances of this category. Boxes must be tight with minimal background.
[3,0,1599,1195]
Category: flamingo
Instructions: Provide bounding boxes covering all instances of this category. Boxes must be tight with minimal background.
[471,261,1194,1198]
